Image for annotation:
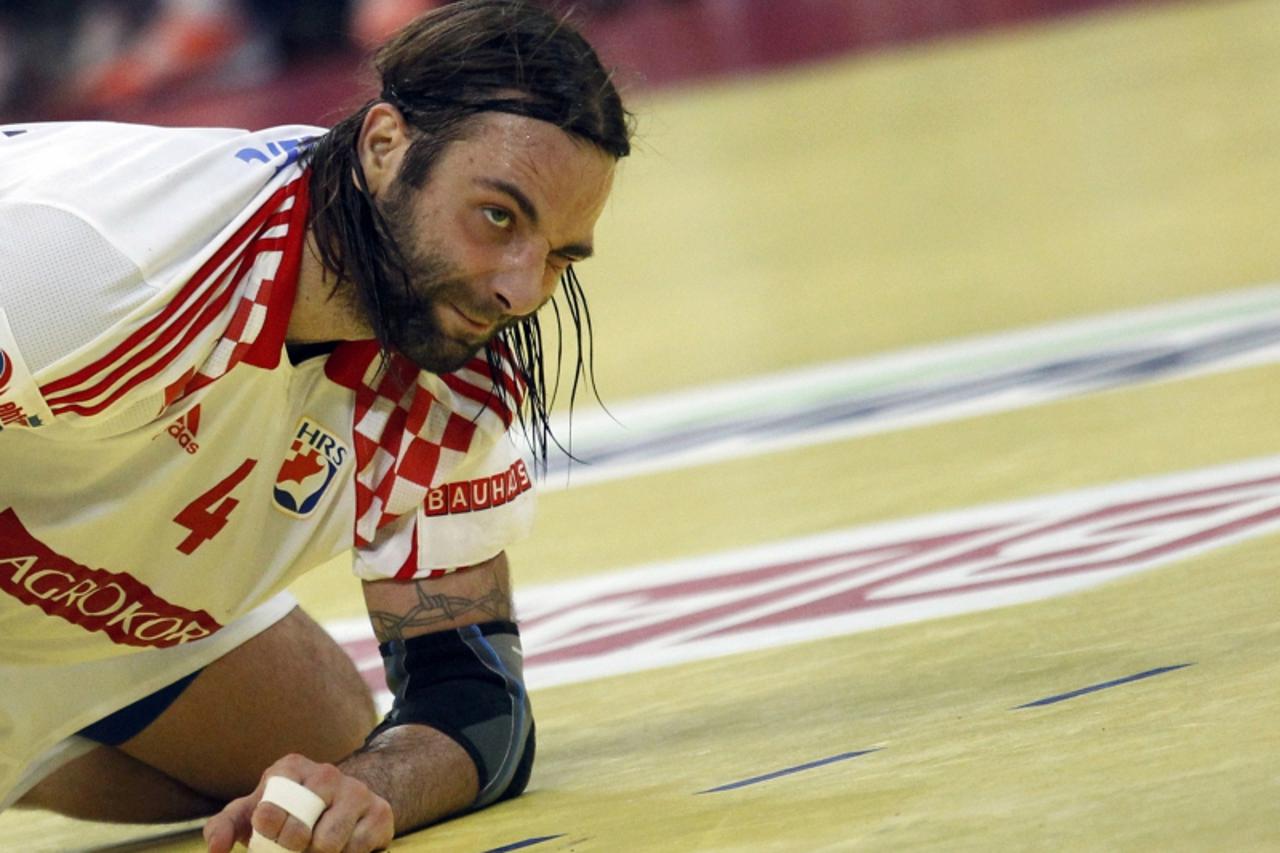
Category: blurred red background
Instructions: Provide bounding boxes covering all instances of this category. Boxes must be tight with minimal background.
[1,0,1172,129]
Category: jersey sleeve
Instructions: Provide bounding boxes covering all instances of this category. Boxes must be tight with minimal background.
[0,202,154,376]
[333,345,538,581]
[0,201,153,433]
[0,123,317,439]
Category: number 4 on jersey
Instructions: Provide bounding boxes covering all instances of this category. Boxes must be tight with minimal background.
[174,459,258,554]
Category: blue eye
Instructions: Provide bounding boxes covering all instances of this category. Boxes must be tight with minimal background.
[483,207,513,228]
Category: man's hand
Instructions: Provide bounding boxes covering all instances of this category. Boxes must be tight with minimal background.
[203,753,393,853]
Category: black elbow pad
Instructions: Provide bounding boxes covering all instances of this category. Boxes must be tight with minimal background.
[369,620,535,809]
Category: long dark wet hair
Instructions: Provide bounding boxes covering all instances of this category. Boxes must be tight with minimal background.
[303,0,633,470]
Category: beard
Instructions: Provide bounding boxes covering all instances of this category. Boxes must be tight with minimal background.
[364,182,505,374]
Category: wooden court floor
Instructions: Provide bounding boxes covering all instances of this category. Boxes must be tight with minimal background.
[4,0,1280,849]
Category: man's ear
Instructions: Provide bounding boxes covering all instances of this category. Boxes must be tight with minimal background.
[356,102,410,197]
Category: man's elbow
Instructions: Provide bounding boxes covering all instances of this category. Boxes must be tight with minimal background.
[477,717,535,809]
[368,620,536,814]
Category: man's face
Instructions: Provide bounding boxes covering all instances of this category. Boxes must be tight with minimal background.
[369,112,616,374]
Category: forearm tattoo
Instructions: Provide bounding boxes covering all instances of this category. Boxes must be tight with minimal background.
[368,577,512,643]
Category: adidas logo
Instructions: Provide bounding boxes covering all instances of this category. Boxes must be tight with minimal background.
[165,405,202,455]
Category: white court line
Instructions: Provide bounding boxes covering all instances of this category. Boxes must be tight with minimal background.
[535,283,1280,489]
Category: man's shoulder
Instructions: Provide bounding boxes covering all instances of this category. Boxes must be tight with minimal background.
[0,121,325,222]
[0,120,325,158]
[1,121,323,278]
[0,125,322,436]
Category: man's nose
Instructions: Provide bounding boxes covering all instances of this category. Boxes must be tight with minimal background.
[489,251,551,317]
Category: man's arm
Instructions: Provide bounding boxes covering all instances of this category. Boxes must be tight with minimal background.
[204,552,523,853]
[363,549,514,642]
[345,549,517,831]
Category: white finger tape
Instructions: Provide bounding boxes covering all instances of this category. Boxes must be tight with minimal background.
[261,775,328,828]
[248,829,294,853]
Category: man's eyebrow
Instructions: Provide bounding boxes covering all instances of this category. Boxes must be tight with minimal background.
[477,177,594,261]
[478,178,540,225]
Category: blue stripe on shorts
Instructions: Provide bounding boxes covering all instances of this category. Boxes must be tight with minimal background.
[77,668,203,746]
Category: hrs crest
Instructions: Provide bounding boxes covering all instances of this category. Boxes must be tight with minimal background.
[273,417,349,518]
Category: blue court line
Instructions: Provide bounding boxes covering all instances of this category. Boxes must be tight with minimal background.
[697,749,882,794]
[1013,664,1194,709]
[482,835,564,853]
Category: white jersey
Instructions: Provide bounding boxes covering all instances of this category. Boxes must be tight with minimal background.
[0,122,536,801]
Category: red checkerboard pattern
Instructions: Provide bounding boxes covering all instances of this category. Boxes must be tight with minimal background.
[183,191,304,398]
[338,344,524,557]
